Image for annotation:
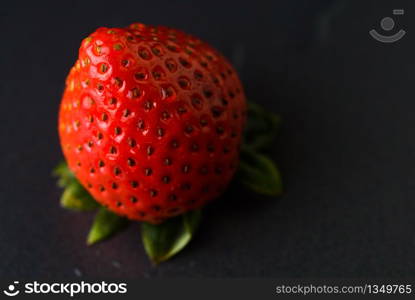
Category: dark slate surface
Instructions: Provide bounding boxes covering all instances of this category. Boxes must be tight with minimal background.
[0,0,414,278]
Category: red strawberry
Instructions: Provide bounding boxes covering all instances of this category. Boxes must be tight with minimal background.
[58,23,246,224]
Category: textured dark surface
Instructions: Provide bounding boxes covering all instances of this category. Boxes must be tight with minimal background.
[0,0,414,278]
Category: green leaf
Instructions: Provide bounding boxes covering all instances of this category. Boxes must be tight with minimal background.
[60,181,100,211]
[238,146,283,196]
[87,207,129,245]
[244,101,281,151]
[52,161,75,188]
[141,210,202,264]
[53,161,127,244]
[53,161,100,211]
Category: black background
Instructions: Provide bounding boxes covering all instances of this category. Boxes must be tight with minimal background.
[1,0,414,278]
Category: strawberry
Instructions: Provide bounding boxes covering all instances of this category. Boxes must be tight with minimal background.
[56,22,282,263]
[58,23,247,224]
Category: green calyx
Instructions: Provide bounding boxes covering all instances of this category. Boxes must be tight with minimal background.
[236,101,283,196]
[243,101,282,151]
[53,162,128,243]
[87,207,129,245]
[53,101,283,263]
[60,182,100,211]
[141,210,202,264]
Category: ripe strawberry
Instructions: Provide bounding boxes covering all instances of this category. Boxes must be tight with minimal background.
[58,23,246,224]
